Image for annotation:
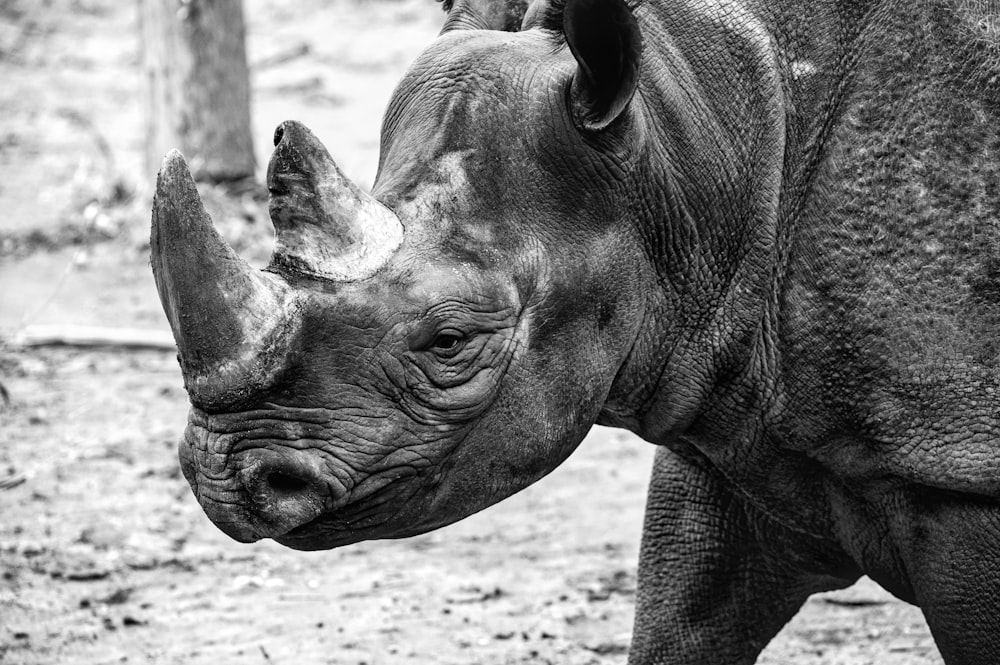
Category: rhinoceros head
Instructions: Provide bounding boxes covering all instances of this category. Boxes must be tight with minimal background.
[153,0,646,550]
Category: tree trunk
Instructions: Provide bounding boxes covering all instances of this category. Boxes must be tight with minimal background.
[140,0,255,184]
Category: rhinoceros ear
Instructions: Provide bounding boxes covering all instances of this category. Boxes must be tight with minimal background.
[439,0,530,31]
[564,0,642,131]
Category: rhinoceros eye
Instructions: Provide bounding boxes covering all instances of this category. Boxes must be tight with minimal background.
[430,329,466,357]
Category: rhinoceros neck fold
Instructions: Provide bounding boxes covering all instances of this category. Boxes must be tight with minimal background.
[151,150,299,409]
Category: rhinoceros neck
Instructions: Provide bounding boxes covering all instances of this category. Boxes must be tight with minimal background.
[615,3,1000,544]
[598,0,789,437]
[608,0,1000,539]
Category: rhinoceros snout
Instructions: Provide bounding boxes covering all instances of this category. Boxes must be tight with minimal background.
[237,448,332,539]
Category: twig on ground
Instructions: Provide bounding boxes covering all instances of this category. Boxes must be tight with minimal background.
[11,325,175,351]
[252,42,311,70]
[820,597,888,608]
[0,474,26,491]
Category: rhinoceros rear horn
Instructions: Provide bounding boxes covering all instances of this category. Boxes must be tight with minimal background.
[266,121,403,282]
[151,151,298,407]
[439,0,530,32]
[564,0,642,131]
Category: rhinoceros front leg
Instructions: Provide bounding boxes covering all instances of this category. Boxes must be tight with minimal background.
[628,447,859,665]
[895,491,1000,665]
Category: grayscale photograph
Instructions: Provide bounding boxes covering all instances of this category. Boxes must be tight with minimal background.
[2,0,997,663]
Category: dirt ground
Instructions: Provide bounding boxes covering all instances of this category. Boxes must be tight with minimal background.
[0,1,945,663]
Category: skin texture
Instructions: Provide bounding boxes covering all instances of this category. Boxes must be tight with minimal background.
[151,0,1000,663]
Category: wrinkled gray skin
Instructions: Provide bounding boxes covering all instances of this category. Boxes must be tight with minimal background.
[151,0,1000,662]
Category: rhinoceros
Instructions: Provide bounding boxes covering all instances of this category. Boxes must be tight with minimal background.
[150,0,1000,661]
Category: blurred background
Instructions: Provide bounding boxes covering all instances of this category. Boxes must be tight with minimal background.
[0,1,943,663]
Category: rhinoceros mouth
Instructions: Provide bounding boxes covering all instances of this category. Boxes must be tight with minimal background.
[273,513,435,550]
[273,518,375,550]
[267,471,433,549]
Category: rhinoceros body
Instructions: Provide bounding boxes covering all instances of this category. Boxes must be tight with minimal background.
[151,0,1000,662]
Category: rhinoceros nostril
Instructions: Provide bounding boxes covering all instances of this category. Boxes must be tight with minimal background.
[237,449,330,539]
[267,471,309,494]
[273,123,284,146]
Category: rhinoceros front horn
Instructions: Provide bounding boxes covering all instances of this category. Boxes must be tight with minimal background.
[266,120,403,281]
[151,151,298,408]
